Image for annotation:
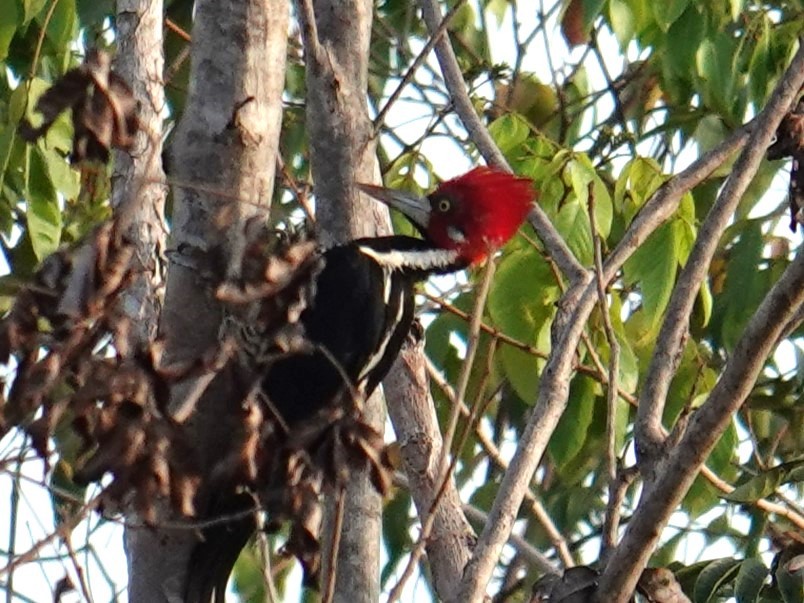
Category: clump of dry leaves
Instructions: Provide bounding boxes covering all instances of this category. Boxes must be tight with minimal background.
[0,221,201,523]
[767,96,804,231]
[18,48,139,163]
[3,49,394,592]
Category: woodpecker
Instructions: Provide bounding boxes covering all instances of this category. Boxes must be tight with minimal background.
[263,166,535,426]
[186,166,535,602]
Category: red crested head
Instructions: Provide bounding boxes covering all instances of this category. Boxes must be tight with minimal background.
[358,166,535,266]
[425,167,535,263]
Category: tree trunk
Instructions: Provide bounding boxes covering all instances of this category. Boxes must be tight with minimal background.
[128,0,288,599]
[296,0,388,600]
[105,0,175,600]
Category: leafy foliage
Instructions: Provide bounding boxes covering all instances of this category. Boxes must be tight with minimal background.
[0,0,802,601]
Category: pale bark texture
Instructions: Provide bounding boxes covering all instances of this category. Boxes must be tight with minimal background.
[384,344,474,601]
[133,0,288,600]
[107,0,172,600]
[295,1,388,599]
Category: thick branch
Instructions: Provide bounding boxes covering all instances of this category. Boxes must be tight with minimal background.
[416,0,586,285]
[111,0,167,349]
[384,343,474,601]
[158,0,288,599]
[596,247,804,602]
[106,1,174,600]
[455,61,760,603]
[296,0,389,600]
[635,44,804,475]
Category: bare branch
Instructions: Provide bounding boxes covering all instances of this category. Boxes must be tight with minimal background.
[425,357,572,569]
[455,44,770,603]
[596,244,804,602]
[384,343,474,601]
[635,43,804,476]
[416,0,587,285]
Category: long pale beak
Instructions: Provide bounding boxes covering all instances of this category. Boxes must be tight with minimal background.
[357,183,431,231]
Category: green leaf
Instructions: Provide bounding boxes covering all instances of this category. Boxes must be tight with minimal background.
[22,0,47,24]
[729,0,744,20]
[580,0,606,29]
[49,459,87,528]
[568,157,593,208]
[696,33,738,118]
[718,222,767,351]
[694,558,741,603]
[623,221,678,334]
[748,15,771,106]
[614,157,665,224]
[381,491,412,586]
[725,466,784,503]
[488,113,530,156]
[27,148,62,260]
[231,541,267,602]
[488,247,557,402]
[653,0,689,31]
[684,473,718,519]
[696,277,713,327]
[734,558,768,603]
[76,0,114,28]
[40,0,77,52]
[709,421,738,481]
[776,557,803,603]
[40,145,79,199]
[0,126,16,184]
[664,5,706,79]
[607,0,635,49]
[554,196,593,264]
[486,0,508,27]
[0,0,19,62]
[547,375,596,470]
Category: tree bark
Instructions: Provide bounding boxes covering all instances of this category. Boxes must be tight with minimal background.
[384,344,474,601]
[106,1,173,600]
[136,0,288,600]
[296,0,388,600]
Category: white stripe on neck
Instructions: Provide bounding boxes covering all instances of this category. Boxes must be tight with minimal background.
[357,246,460,271]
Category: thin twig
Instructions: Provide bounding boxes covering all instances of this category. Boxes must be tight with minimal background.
[699,467,804,531]
[372,0,467,135]
[322,484,346,603]
[4,453,22,603]
[634,44,804,478]
[63,537,93,603]
[439,259,496,479]
[416,0,587,285]
[256,532,280,603]
[424,358,572,569]
[588,183,621,489]
[600,465,638,566]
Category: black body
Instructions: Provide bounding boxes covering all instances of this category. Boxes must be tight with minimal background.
[186,235,464,603]
[265,235,461,424]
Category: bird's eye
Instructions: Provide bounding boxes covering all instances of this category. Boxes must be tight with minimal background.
[436,198,451,213]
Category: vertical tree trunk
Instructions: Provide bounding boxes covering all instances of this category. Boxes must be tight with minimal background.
[127,0,288,599]
[106,0,173,600]
[296,0,388,600]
